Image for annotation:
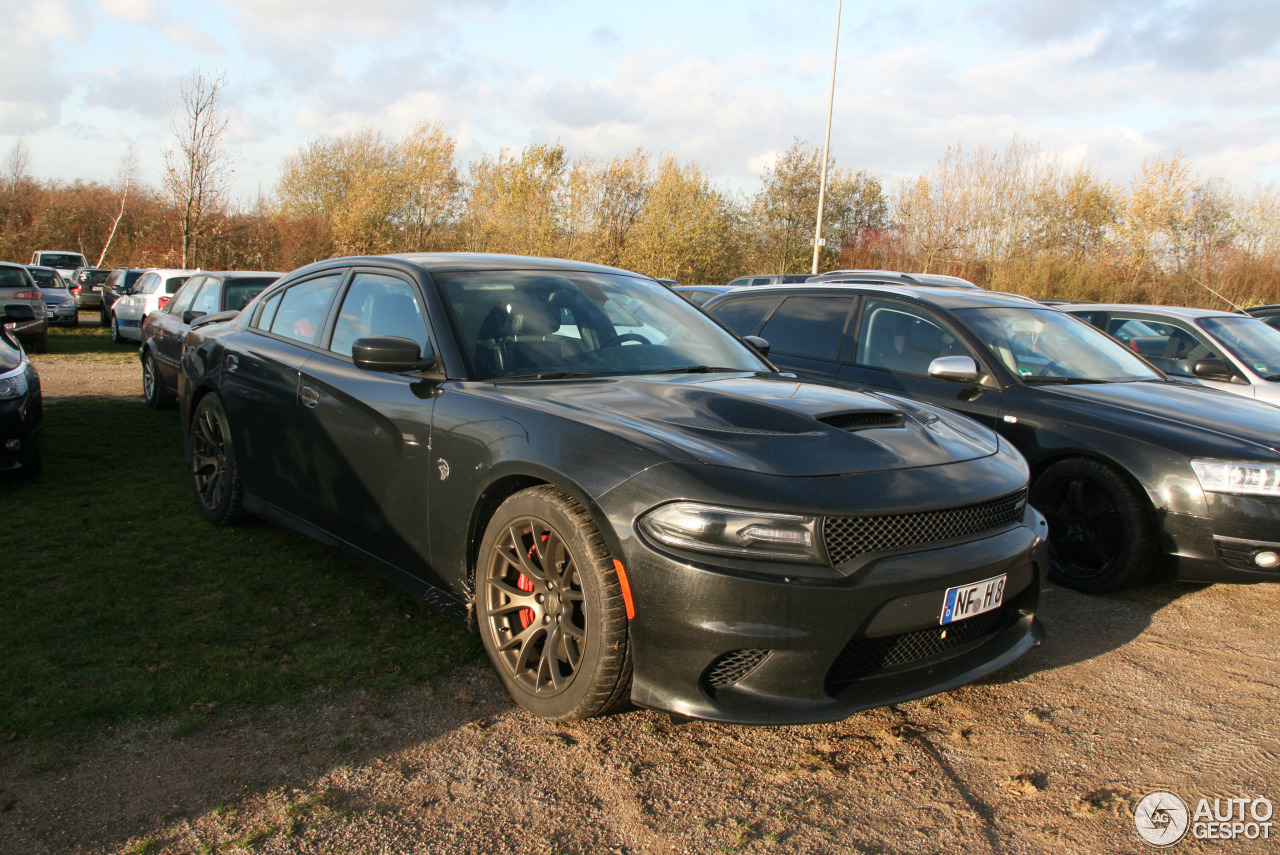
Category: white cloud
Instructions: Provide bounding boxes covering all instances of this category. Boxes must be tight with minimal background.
[98,0,160,24]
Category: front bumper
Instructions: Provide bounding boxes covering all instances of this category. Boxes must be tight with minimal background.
[0,374,41,473]
[596,457,1047,724]
[1161,493,1280,583]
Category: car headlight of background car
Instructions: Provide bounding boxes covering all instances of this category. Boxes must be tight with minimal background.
[1191,459,1280,497]
[638,501,825,564]
[0,366,30,399]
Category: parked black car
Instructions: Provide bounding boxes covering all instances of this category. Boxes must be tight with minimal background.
[703,283,1280,593]
[140,270,279,409]
[0,302,42,478]
[98,267,151,325]
[178,253,1048,724]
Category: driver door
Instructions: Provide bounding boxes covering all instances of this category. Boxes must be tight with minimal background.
[838,298,1003,430]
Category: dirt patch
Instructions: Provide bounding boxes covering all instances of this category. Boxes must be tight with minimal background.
[4,348,1278,855]
[32,358,142,402]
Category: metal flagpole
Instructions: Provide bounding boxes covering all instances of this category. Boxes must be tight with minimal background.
[811,0,843,275]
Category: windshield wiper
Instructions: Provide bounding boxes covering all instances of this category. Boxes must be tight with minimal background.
[1020,376,1109,385]
[634,365,743,375]
[495,371,603,381]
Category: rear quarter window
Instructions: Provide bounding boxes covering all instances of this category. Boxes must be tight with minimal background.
[707,296,782,337]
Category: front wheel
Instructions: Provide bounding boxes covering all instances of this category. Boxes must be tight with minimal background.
[189,394,246,525]
[476,486,632,719]
[1030,457,1155,593]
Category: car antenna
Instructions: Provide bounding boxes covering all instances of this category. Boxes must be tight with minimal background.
[1188,274,1245,312]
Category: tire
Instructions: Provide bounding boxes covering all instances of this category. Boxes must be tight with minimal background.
[142,352,173,410]
[189,394,246,526]
[71,313,79,328]
[110,313,124,344]
[476,485,632,719]
[99,307,108,326]
[1030,457,1156,593]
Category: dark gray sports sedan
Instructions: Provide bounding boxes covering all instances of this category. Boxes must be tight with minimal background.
[178,253,1048,723]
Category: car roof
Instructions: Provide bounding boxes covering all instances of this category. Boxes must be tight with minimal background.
[195,270,282,279]
[1060,303,1242,320]
[287,253,639,278]
[707,282,1040,310]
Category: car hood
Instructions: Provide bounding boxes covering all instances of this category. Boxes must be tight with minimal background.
[491,373,1000,476]
[1034,381,1280,457]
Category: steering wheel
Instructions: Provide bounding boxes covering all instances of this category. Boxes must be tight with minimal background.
[606,333,651,347]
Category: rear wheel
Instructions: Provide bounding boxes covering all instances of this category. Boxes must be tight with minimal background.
[142,352,173,410]
[99,306,108,326]
[1030,457,1155,593]
[110,313,123,343]
[477,486,632,719]
[189,394,246,525]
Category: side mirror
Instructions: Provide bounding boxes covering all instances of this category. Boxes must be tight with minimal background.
[183,310,207,325]
[352,336,442,376]
[1193,358,1235,382]
[2,304,37,323]
[742,335,771,357]
[928,355,982,384]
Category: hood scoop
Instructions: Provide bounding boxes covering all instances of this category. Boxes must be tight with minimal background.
[818,411,905,431]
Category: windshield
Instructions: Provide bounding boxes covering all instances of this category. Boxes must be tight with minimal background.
[41,253,86,269]
[435,270,770,380]
[28,269,63,289]
[958,307,1162,383]
[1198,316,1280,380]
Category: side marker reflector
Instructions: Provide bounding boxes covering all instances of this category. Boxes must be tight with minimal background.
[613,559,636,620]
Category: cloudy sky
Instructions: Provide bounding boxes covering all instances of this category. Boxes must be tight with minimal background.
[3,0,1278,203]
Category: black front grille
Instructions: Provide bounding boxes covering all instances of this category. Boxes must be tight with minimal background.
[823,490,1027,566]
[824,606,1012,695]
[703,649,770,689]
[819,411,904,431]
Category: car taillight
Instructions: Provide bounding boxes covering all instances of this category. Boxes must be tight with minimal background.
[71,284,81,293]
[13,290,41,300]
[158,295,172,309]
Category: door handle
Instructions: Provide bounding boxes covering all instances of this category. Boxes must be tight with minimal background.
[224,354,239,372]
[300,385,320,408]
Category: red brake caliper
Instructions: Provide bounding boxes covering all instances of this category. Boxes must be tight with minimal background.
[517,533,549,629]
[517,573,535,629]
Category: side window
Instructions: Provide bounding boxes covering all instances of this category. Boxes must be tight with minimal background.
[329,272,429,357]
[856,299,976,376]
[1103,314,1215,377]
[750,277,773,287]
[135,273,157,294]
[168,277,204,317]
[708,296,781,337]
[728,278,751,287]
[189,279,221,315]
[254,289,284,330]
[269,274,342,345]
[757,295,854,361]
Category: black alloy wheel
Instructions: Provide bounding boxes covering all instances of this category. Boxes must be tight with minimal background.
[189,395,246,525]
[142,352,173,410]
[1030,457,1155,593]
[477,486,631,719]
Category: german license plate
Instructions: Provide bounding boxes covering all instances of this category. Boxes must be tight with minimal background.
[940,574,1006,625]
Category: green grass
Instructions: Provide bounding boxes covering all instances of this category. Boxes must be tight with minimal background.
[0,398,482,741]
[42,317,137,362]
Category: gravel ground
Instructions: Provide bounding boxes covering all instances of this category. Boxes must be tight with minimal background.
[4,338,1278,855]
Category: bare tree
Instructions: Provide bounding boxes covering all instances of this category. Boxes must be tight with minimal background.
[97,141,141,266]
[4,136,31,191]
[163,70,232,268]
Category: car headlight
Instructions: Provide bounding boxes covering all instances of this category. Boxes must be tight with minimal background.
[1191,460,1280,497]
[638,502,825,564]
[61,298,77,307]
[0,368,29,399]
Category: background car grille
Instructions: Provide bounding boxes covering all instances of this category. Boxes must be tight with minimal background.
[823,490,1027,566]
[703,649,770,689]
[824,606,1012,695]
